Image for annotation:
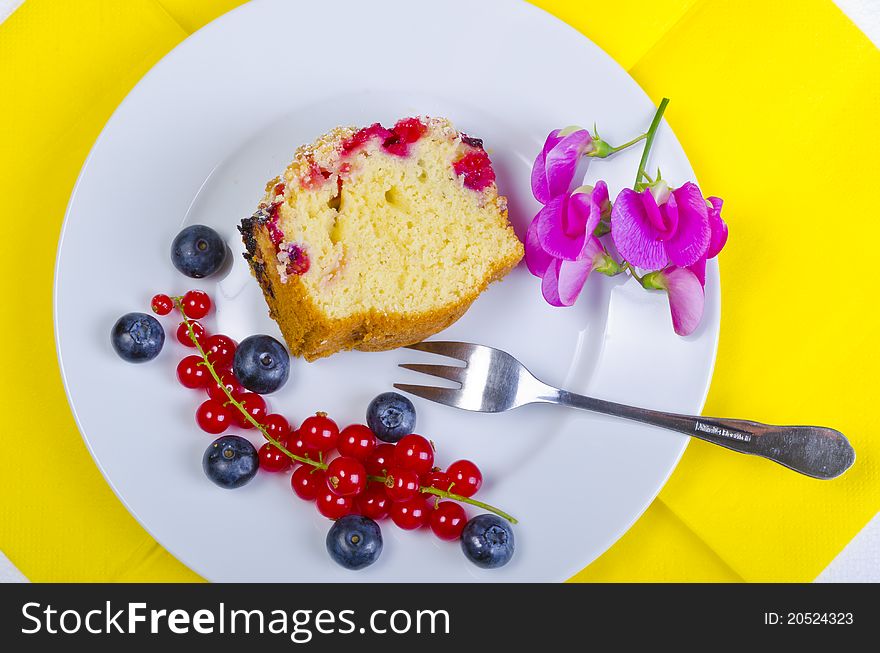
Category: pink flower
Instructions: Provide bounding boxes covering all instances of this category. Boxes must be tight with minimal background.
[641,197,727,336]
[610,181,712,271]
[525,184,612,307]
[643,267,705,336]
[530,128,594,204]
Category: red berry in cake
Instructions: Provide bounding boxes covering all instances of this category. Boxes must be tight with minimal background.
[182,290,211,319]
[260,413,291,442]
[385,467,420,502]
[206,370,244,403]
[300,412,339,452]
[355,484,390,520]
[337,424,377,461]
[196,399,232,434]
[204,334,237,367]
[177,355,210,389]
[390,497,429,530]
[326,456,367,497]
[365,443,396,476]
[258,442,291,473]
[150,293,173,315]
[446,460,482,497]
[176,320,206,347]
[421,469,451,492]
[291,465,324,501]
[232,392,267,429]
[429,501,467,540]
[341,123,393,154]
[453,149,495,191]
[392,434,434,475]
[383,117,427,156]
[316,489,354,520]
[284,243,310,276]
[273,182,286,197]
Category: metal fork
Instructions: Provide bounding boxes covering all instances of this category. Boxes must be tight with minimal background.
[395,341,855,480]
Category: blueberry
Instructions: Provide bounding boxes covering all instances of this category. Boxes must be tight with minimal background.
[111,312,165,362]
[171,224,227,278]
[460,514,515,569]
[233,335,290,394]
[202,435,259,489]
[366,392,416,443]
[326,515,383,570]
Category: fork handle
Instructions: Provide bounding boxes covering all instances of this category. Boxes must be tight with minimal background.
[553,391,855,479]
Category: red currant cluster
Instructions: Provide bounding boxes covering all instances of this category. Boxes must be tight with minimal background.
[283,417,481,539]
[150,289,515,544]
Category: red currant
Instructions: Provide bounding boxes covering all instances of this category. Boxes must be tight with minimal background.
[181,290,211,319]
[316,489,353,519]
[392,434,434,475]
[176,320,206,347]
[177,355,210,389]
[204,334,237,367]
[150,293,173,315]
[291,465,324,501]
[285,430,320,462]
[390,497,429,530]
[300,412,339,452]
[326,456,367,496]
[195,399,231,434]
[232,392,267,429]
[429,501,467,540]
[421,469,451,492]
[447,459,482,497]
[258,442,291,473]
[385,467,420,502]
[355,484,390,520]
[206,370,244,403]
[261,413,291,442]
[337,424,377,461]
[365,443,396,476]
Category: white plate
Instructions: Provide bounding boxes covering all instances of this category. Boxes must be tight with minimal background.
[55,0,719,582]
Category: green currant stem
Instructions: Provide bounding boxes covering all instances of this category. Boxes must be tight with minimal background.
[607,132,647,154]
[633,97,669,189]
[421,487,518,524]
[172,296,326,470]
[174,297,518,524]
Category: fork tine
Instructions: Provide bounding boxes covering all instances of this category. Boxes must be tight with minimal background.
[398,363,467,384]
[393,383,463,408]
[403,341,477,361]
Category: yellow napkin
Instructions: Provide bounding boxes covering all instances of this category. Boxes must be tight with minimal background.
[0,0,876,582]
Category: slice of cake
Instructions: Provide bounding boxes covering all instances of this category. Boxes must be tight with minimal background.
[239,116,523,361]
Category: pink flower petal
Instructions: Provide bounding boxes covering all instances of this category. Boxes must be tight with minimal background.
[536,194,584,260]
[663,266,705,336]
[540,259,564,307]
[530,129,592,204]
[557,257,594,306]
[663,182,711,268]
[706,196,728,259]
[688,256,707,287]
[610,188,669,270]
[525,216,553,277]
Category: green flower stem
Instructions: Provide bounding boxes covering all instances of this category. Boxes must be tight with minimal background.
[621,262,646,286]
[608,132,647,154]
[634,97,670,189]
[174,297,517,524]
